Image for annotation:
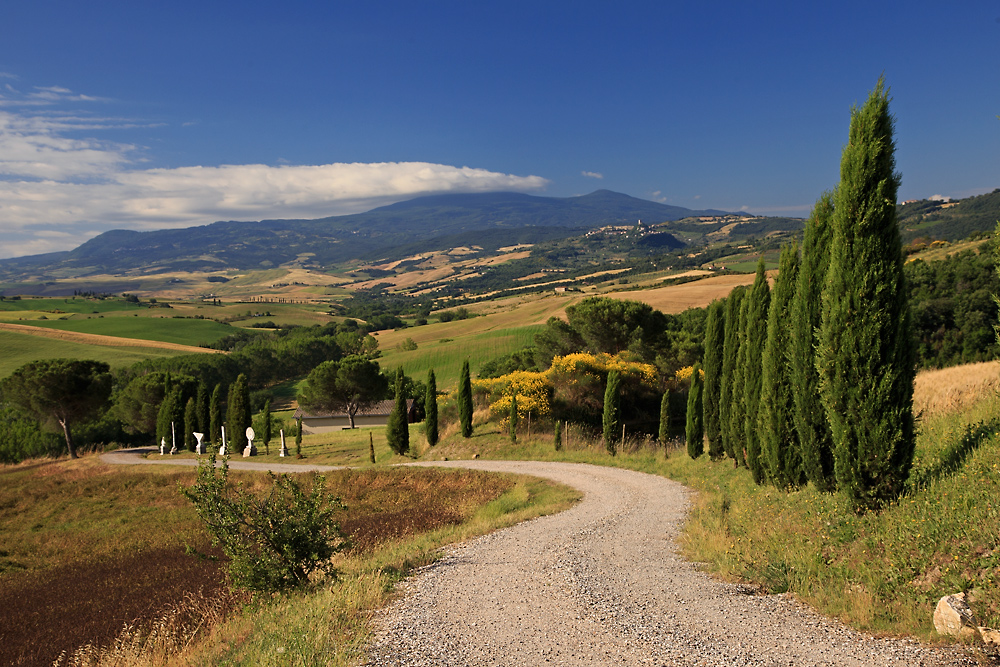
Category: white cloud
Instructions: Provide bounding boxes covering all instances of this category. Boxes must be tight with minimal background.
[0,100,550,259]
[581,170,603,179]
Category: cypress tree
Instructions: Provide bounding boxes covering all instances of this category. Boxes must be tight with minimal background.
[195,380,209,435]
[602,370,621,456]
[509,393,518,443]
[261,400,272,455]
[728,291,750,466]
[226,373,251,451]
[743,257,771,484]
[184,396,198,452]
[685,363,704,459]
[720,287,746,463]
[791,193,837,491]
[425,369,439,447]
[156,387,179,448]
[759,244,804,488]
[702,299,726,460]
[209,383,223,446]
[554,420,562,451]
[818,78,915,512]
[458,360,473,438]
[658,391,670,445]
[295,416,302,456]
[386,367,409,455]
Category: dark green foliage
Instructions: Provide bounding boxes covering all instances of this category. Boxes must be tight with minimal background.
[818,79,915,512]
[535,317,586,364]
[261,400,272,452]
[209,383,223,447]
[791,194,837,492]
[226,374,251,451]
[702,299,725,459]
[906,248,1000,368]
[386,368,410,455]
[458,360,474,438]
[603,370,621,456]
[184,397,197,452]
[425,369,439,447]
[114,371,196,443]
[685,364,704,459]
[658,391,670,445]
[478,347,537,378]
[181,454,347,592]
[1,359,112,459]
[554,420,562,451]
[743,257,771,484]
[720,287,746,462]
[0,404,62,463]
[509,393,518,443]
[759,244,804,488]
[156,387,184,450]
[298,356,389,429]
[727,291,750,466]
[295,417,302,455]
[195,380,209,435]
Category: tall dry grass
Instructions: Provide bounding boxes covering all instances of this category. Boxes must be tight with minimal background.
[913,360,1000,418]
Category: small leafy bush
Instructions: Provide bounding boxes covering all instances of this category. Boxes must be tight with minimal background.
[181,455,347,592]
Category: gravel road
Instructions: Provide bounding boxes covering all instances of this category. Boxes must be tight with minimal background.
[100,450,971,666]
[363,460,971,667]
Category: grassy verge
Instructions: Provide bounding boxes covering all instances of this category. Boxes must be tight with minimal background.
[2,451,578,665]
[418,391,1000,642]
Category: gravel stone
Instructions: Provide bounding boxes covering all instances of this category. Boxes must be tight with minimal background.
[363,460,972,667]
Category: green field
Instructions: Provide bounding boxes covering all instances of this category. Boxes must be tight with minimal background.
[16,316,237,346]
[0,296,144,315]
[377,325,542,389]
[0,330,194,378]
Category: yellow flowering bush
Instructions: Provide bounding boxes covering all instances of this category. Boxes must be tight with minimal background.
[674,365,705,384]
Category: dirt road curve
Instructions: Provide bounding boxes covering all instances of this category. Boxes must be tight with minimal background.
[101,451,970,666]
[365,461,970,667]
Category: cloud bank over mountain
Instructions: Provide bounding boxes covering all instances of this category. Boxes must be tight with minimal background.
[0,86,549,259]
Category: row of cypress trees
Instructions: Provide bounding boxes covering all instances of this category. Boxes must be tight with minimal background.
[697,78,915,512]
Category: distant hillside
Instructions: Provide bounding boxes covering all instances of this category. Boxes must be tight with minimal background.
[898,189,1000,242]
[0,190,732,279]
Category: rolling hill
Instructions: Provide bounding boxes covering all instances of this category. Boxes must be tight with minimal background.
[0,190,732,279]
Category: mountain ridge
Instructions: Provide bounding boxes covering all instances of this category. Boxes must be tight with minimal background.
[0,190,733,278]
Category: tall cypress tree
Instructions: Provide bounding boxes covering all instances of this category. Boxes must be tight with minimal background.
[702,299,726,460]
[260,400,272,455]
[458,360,473,438]
[425,369,439,447]
[759,244,803,488]
[602,370,621,456]
[386,367,409,455]
[743,257,771,484]
[209,383,223,446]
[720,287,746,463]
[226,373,251,451]
[818,78,915,512]
[184,396,198,452]
[729,290,751,467]
[195,380,209,435]
[791,193,837,492]
[156,387,181,448]
[658,391,670,445]
[685,363,704,459]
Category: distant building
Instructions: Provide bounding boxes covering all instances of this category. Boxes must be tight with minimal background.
[293,399,418,434]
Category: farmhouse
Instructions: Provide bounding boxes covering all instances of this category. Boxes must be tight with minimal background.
[293,399,418,434]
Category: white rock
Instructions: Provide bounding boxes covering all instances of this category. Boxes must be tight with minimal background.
[933,592,978,639]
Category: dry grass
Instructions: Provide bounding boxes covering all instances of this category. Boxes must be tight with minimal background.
[914,361,1000,418]
[606,273,758,313]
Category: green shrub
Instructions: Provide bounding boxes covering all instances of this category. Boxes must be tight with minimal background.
[181,455,347,592]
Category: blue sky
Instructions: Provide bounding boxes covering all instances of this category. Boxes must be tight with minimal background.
[1,1,998,259]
